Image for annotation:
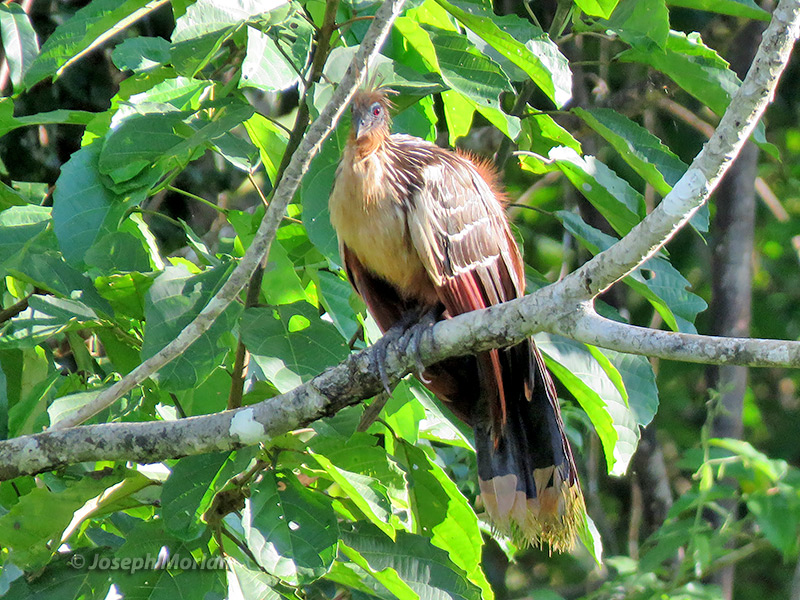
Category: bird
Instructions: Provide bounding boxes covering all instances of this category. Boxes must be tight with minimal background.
[328,86,585,551]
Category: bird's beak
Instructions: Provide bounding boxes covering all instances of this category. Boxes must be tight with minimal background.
[356,117,369,140]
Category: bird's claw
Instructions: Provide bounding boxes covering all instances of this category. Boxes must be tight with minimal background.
[404,309,438,383]
[372,307,440,394]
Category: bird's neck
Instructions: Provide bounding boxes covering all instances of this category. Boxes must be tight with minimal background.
[351,128,390,161]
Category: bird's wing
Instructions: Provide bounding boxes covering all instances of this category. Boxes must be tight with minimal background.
[407,153,524,305]
[405,152,526,429]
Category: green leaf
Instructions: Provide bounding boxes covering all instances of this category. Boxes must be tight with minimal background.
[227,557,284,600]
[243,470,338,585]
[574,107,686,196]
[0,204,52,265]
[0,4,39,91]
[241,26,300,91]
[142,263,241,391]
[617,28,779,156]
[242,302,349,382]
[172,0,289,42]
[441,90,475,145]
[435,0,571,107]
[549,147,644,236]
[340,523,482,600]
[244,113,290,185]
[558,210,706,332]
[537,333,638,476]
[599,349,659,428]
[53,143,133,268]
[427,29,519,139]
[111,36,172,72]
[575,0,619,18]
[99,97,254,185]
[23,0,166,89]
[578,513,604,564]
[112,520,221,597]
[667,0,770,20]
[228,211,310,304]
[161,452,243,541]
[308,449,396,538]
[314,269,360,341]
[309,432,407,495]
[398,441,493,599]
[0,295,100,350]
[0,98,94,139]
[301,126,348,263]
[606,0,669,51]
[0,470,124,569]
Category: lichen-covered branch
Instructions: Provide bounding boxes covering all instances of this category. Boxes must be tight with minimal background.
[50,0,409,430]
[4,288,800,481]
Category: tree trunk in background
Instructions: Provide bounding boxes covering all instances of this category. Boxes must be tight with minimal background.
[631,424,673,539]
[705,19,765,598]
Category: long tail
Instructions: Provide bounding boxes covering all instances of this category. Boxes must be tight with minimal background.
[474,341,584,552]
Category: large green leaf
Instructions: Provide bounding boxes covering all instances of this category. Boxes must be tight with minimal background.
[435,0,571,107]
[341,523,482,600]
[549,146,644,236]
[537,333,638,476]
[111,36,172,72]
[52,143,134,268]
[0,99,94,139]
[0,4,39,91]
[243,470,338,585]
[0,470,124,569]
[308,448,396,538]
[558,210,706,332]
[301,126,347,263]
[667,0,769,20]
[605,0,669,52]
[0,204,52,265]
[574,107,686,196]
[398,442,492,599]
[242,301,349,382]
[241,26,300,91]
[99,98,254,185]
[575,0,619,18]
[111,519,221,597]
[23,0,166,89]
[161,452,244,541]
[427,29,519,139]
[244,113,289,186]
[141,263,241,391]
[599,349,659,428]
[0,296,100,350]
[170,0,290,76]
[617,28,774,157]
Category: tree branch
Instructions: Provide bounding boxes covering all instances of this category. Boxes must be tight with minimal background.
[562,306,800,367]
[50,0,408,430]
[4,285,800,481]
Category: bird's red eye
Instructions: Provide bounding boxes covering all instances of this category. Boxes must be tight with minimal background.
[372,105,382,116]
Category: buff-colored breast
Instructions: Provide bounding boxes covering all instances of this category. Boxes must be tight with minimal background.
[329,146,438,304]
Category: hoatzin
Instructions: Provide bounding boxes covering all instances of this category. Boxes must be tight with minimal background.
[329,87,584,551]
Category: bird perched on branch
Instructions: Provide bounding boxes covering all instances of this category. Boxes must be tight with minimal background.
[329,86,584,551]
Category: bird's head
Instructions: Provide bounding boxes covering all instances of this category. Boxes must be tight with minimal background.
[351,89,394,145]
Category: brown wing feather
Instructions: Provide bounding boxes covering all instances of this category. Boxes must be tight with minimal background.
[400,144,525,432]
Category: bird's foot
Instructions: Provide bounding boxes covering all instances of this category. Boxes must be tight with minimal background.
[373,306,440,394]
[404,307,439,383]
